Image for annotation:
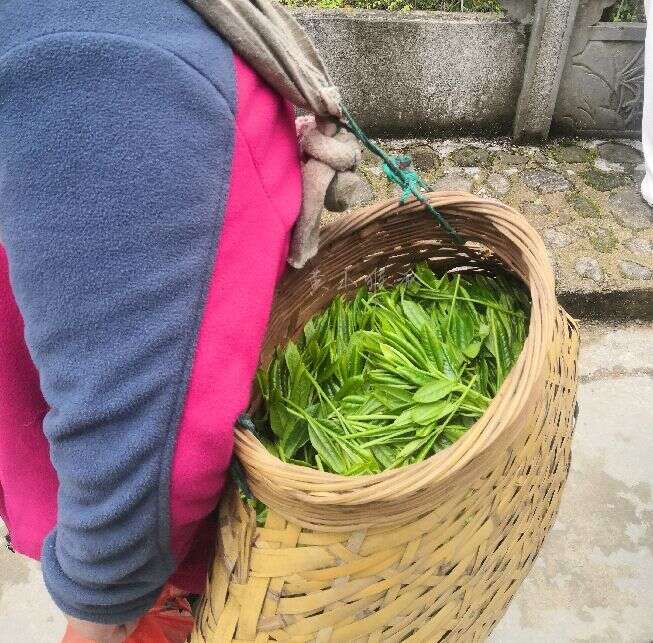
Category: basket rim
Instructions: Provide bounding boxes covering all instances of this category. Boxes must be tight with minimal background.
[234,191,558,530]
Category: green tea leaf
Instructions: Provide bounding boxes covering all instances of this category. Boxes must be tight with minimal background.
[308,421,344,474]
[395,437,430,462]
[413,380,456,404]
[269,400,294,439]
[411,401,457,425]
[334,375,365,401]
[390,407,417,427]
[414,262,440,289]
[372,444,397,469]
[463,340,482,359]
[373,385,414,409]
[303,318,317,344]
[280,420,309,461]
[444,426,467,442]
[395,366,435,387]
[401,299,430,330]
[284,341,301,377]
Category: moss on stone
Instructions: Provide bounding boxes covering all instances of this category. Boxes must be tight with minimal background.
[409,145,439,172]
[588,227,618,253]
[358,163,392,201]
[449,146,492,168]
[582,167,629,192]
[548,143,595,164]
[494,151,529,167]
[566,192,601,218]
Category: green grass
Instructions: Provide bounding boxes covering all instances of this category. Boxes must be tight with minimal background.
[282,0,646,16]
[281,0,503,12]
[602,0,646,21]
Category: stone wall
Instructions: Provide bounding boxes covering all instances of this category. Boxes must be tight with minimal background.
[296,9,528,137]
[294,0,646,140]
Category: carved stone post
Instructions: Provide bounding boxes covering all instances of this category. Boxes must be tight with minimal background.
[553,0,641,136]
[511,0,581,141]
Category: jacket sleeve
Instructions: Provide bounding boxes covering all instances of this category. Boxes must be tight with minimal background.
[0,31,235,623]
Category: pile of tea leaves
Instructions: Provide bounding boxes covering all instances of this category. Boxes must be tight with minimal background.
[254,263,529,476]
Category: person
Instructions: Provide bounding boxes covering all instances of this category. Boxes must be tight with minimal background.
[642,0,653,206]
[0,1,306,640]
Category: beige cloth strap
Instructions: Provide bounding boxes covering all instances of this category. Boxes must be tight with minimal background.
[185,0,342,119]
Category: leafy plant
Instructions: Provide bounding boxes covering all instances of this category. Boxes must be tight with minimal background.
[602,0,645,22]
[280,0,503,12]
[254,264,529,477]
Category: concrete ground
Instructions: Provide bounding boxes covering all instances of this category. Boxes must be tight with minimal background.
[489,322,653,643]
[1,322,651,642]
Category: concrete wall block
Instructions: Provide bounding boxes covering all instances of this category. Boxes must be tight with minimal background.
[292,4,644,139]
[295,8,528,137]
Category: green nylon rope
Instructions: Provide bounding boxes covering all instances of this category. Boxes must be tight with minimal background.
[339,105,462,244]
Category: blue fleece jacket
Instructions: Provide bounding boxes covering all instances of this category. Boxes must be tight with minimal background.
[0,0,236,624]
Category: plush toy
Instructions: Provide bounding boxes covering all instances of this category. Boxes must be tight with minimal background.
[288,115,365,269]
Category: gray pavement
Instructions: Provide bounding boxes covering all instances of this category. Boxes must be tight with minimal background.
[0,323,651,642]
[0,536,66,641]
[490,323,653,643]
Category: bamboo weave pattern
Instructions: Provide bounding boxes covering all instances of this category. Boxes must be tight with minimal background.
[192,193,580,642]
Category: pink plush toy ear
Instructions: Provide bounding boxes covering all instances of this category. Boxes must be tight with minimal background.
[295,115,315,140]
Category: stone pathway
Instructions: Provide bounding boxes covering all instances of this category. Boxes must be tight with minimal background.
[325,137,653,318]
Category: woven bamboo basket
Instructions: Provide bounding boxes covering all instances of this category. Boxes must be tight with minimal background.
[191,192,579,643]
